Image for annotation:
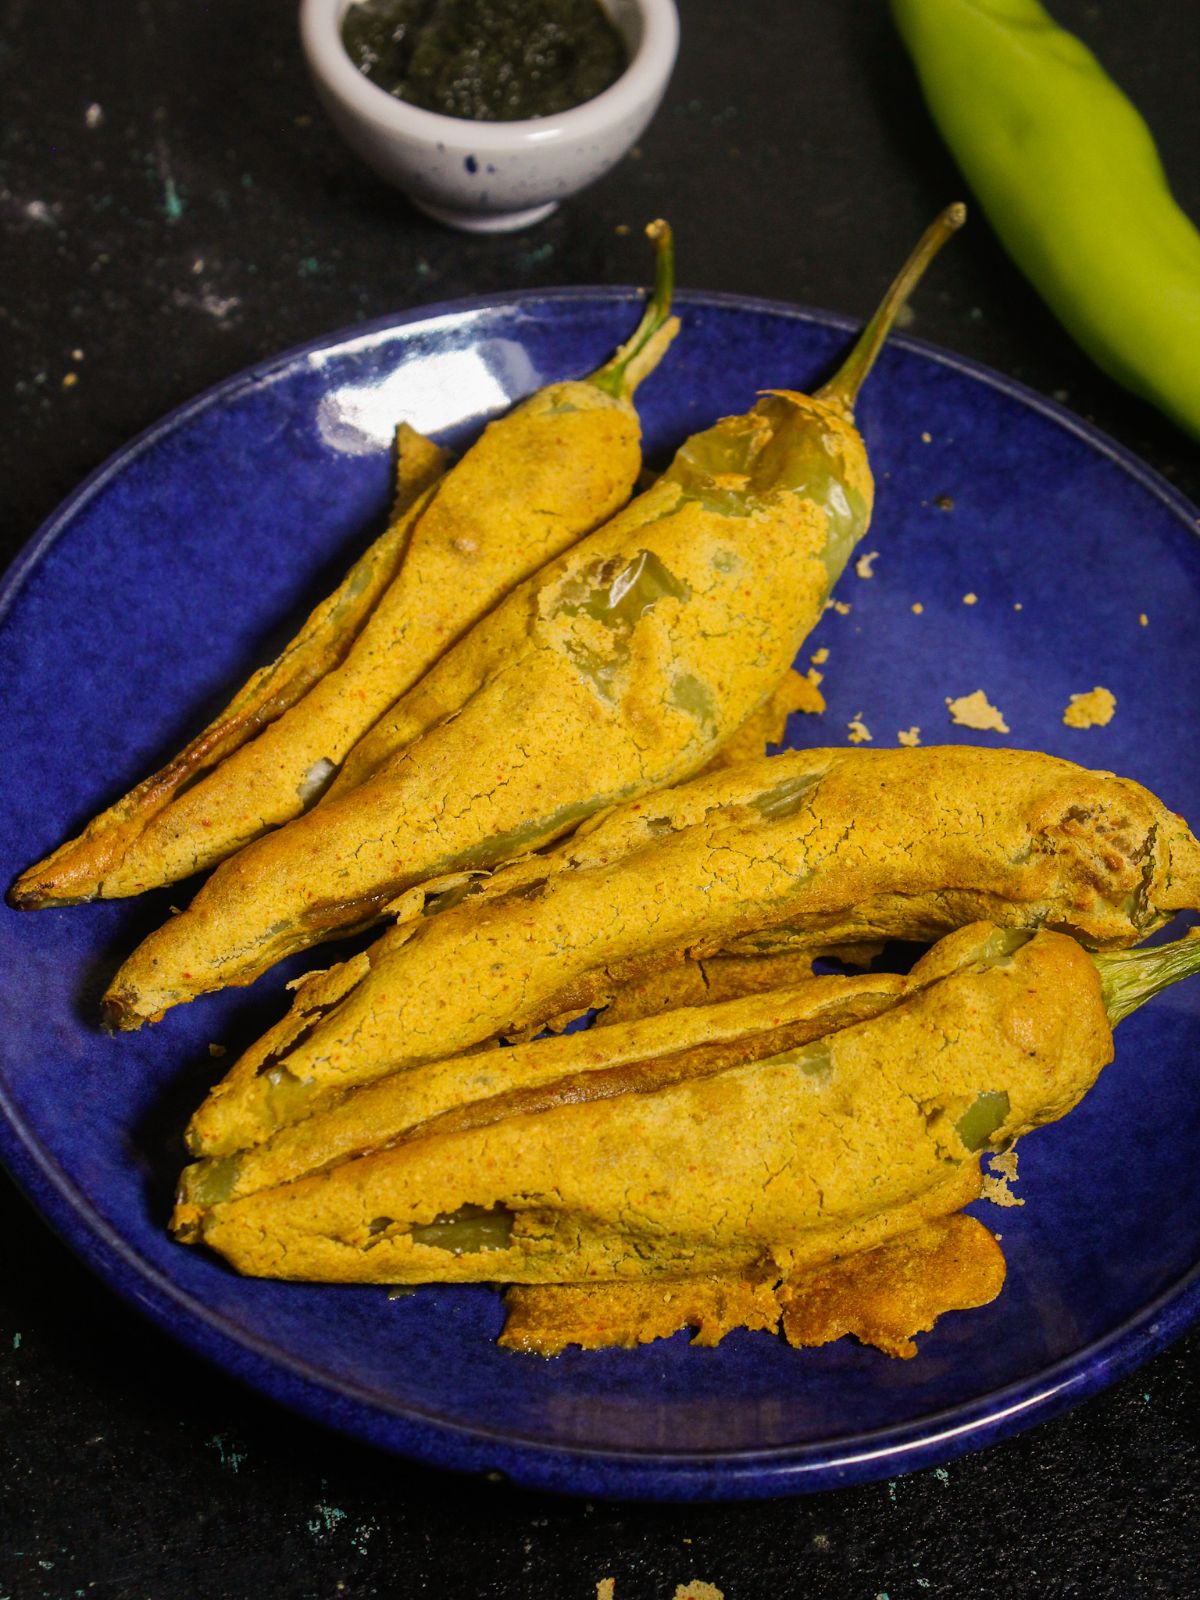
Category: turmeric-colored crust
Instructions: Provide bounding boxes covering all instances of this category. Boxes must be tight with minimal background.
[176,968,906,1211]
[499,1214,1005,1359]
[500,1274,783,1355]
[103,393,875,1025]
[177,744,1195,1159]
[14,367,659,911]
[597,949,821,1028]
[778,1214,1006,1360]
[700,666,821,774]
[182,928,1110,1286]
[8,426,449,910]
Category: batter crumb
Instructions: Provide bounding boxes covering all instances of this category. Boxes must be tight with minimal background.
[597,1582,615,1600]
[946,690,1009,734]
[921,431,932,444]
[911,602,924,615]
[962,592,977,606]
[934,495,954,512]
[1063,686,1116,729]
[673,1585,723,1600]
[1014,602,1023,611]
[1139,613,1148,627]
[825,598,852,616]
[855,551,880,579]
[811,646,829,666]
[207,1042,227,1058]
[897,727,921,747]
[981,1149,1023,1208]
[847,714,872,745]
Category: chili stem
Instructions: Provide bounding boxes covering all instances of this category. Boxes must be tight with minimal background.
[1091,927,1200,1026]
[590,219,678,399]
[817,202,967,418]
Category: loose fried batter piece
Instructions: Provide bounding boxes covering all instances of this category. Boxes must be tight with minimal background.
[778,1213,1006,1359]
[500,1274,782,1355]
[498,1213,1005,1358]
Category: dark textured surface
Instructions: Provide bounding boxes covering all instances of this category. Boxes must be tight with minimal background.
[2,0,1199,1592]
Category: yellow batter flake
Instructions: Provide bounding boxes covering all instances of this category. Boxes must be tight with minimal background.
[855,550,879,578]
[847,713,872,744]
[500,1275,782,1355]
[499,1215,1004,1360]
[898,726,921,746]
[946,690,1009,734]
[1063,686,1116,729]
[981,1148,1024,1208]
[778,1214,1006,1359]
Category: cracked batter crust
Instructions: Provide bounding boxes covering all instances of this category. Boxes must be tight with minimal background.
[180,925,1111,1285]
[180,745,1200,1161]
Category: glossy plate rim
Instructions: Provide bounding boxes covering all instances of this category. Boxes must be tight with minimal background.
[2,288,1198,1501]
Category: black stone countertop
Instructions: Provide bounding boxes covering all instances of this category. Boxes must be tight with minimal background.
[2,3,1198,1595]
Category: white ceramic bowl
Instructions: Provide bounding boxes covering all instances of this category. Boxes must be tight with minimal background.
[300,0,679,232]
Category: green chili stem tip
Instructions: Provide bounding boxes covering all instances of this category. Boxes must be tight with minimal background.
[1092,927,1200,1027]
[590,219,678,399]
[817,202,967,418]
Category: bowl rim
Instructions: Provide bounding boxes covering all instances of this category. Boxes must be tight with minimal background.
[299,0,680,149]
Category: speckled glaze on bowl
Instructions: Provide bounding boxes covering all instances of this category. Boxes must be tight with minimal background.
[2,292,1199,1500]
[300,0,679,231]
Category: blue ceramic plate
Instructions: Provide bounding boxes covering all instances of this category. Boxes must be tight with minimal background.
[2,292,1199,1501]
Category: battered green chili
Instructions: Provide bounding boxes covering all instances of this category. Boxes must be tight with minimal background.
[102,210,964,1029]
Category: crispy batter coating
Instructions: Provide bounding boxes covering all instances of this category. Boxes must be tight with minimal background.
[180,746,1199,1159]
[500,1275,782,1354]
[103,389,875,1027]
[597,950,821,1027]
[182,927,1111,1284]
[700,667,821,772]
[499,1214,1004,1358]
[777,1214,1006,1359]
[175,967,907,1216]
[26,377,654,907]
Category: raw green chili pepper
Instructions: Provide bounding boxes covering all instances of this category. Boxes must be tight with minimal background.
[892,0,1200,439]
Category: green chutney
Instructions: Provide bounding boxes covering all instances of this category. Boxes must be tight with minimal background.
[341,0,628,122]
